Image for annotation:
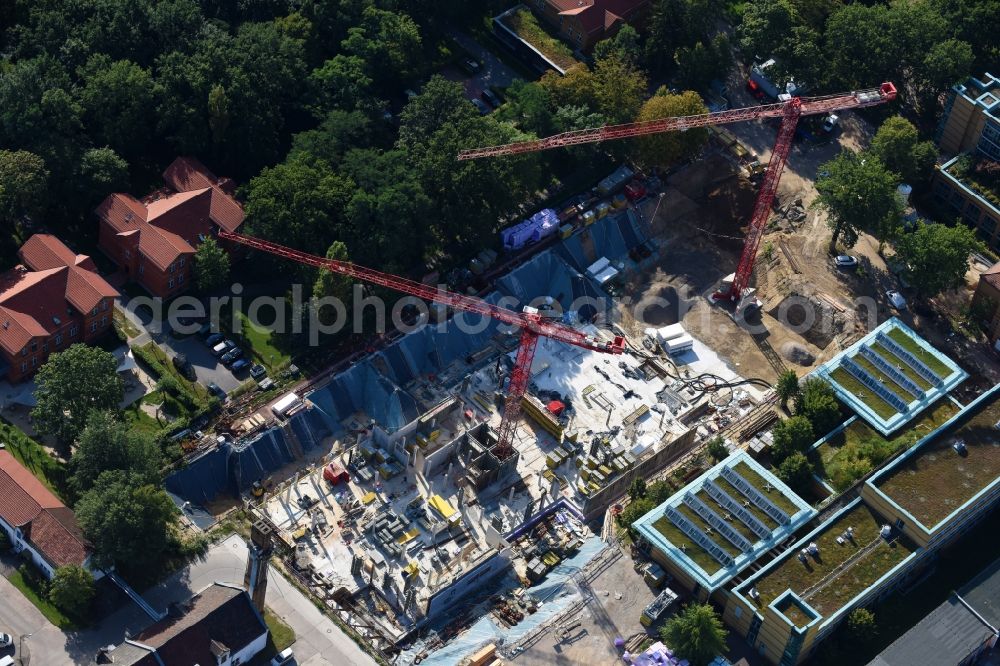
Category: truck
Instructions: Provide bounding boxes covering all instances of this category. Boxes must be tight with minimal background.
[596,165,634,196]
[749,59,806,100]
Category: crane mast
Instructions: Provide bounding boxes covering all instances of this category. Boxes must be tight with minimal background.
[218,231,625,462]
[458,83,897,303]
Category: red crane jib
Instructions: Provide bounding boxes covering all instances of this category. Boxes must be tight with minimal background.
[217,231,626,461]
[457,82,896,304]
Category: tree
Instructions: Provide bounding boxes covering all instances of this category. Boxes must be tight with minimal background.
[593,54,648,124]
[847,607,877,641]
[313,240,354,322]
[0,149,48,222]
[70,411,161,496]
[707,436,728,462]
[919,39,975,108]
[825,4,897,89]
[76,470,178,575]
[738,0,796,61]
[340,7,422,88]
[290,110,371,169]
[896,222,985,297]
[815,152,903,252]
[497,80,555,137]
[869,117,937,185]
[307,54,375,115]
[48,565,95,618]
[193,237,231,292]
[777,452,814,494]
[77,56,157,160]
[628,477,648,501]
[32,345,124,444]
[795,378,842,437]
[776,369,801,410]
[634,89,709,166]
[660,603,729,666]
[771,416,815,463]
[593,25,641,66]
[77,147,129,206]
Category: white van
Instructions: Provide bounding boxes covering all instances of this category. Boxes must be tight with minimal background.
[271,647,295,666]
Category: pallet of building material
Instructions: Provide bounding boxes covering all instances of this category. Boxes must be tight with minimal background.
[623,404,650,426]
[520,394,564,441]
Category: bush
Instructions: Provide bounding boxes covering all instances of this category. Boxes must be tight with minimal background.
[771,416,815,463]
[48,565,95,618]
[777,452,814,495]
[847,607,877,641]
[707,436,728,462]
[0,530,10,551]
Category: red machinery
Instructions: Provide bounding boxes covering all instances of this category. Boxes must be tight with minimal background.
[458,83,897,303]
[218,231,625,462]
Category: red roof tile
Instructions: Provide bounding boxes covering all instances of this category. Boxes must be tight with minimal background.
[96,193,147,233]
[18,235,119,314]
[555,0,647,35]
[981,261,1000,290]
[163,157,244,233]
[0,451,91,568]
[139,225,195,272]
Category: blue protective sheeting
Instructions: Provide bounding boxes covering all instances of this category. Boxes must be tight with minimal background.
[307,360,421,433]
[230,428,295,489]
[165,447,230,503]
[493,251,609,316]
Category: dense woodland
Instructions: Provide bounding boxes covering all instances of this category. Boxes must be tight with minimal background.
[0,0,996,283]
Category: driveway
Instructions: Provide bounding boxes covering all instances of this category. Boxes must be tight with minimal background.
[448,28,523,99]
[0,535,377,666]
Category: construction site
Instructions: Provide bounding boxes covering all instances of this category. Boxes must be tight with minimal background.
[154,85,920,665]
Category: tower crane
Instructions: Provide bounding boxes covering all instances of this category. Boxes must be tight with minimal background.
[458,83,897,305]
[217,231,625,463]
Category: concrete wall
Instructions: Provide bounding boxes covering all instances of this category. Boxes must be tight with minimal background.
[424,547,513,619]
[581,427,695,522]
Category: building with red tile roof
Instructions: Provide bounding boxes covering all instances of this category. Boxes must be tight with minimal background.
[0,234,119,383]
[0,449,98,579]
[972,260,1000,342]
[527,0,651,51]
[96,158,244,298]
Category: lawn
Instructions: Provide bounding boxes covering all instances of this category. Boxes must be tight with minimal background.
[829,367,899,419]
[675,503,740,557]
[500,8,577,70]
[0,421,67,497]
[264,609,296,651]
[750,502,916,617]
[876,393,1000,528]
[732,462,803,515]
[113,308,142,339]
[8,566,77,629]
[714,476,779,529]
[694,488,759,543]
[776,598,813,627]
[232,311,291,373]
[651,514,723,575]
[884,328,953,379]
[870,343,933,390]
[812,400,960,491]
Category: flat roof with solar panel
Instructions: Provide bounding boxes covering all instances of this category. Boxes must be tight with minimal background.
[813,318,967,435]
[632,451,816,592]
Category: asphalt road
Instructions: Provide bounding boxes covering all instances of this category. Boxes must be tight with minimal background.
[0,536,377,666]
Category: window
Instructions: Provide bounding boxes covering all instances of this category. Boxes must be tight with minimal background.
[90,321,97,333]
[30,342,37,352]
[31,356,38,367]
[100,316,108,327]
[20,362,27,373]
[100,300,108,311]
[168,278,175,289]
[70,325,78,337]
[178,274,184,284]
[178,257,185,268]
[124,249,131,260]
[55,333,62,346]
[91,307,98,316]
[895,518,905,530]
[169,262,175,273]
[21,348,27,357]
[734,606,743,619]
[42,343,48,353]
[139,263,144,275]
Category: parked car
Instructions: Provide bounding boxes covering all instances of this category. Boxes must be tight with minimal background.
[230,358,250,373]
[471,98,491,115]
[207,382,226,399]
[0,656,14,666]
[822,113,840,133]
[205,332,224,347]
[0,633,11,648]
[250,364,267,380]
[481,89,501,108]
[271,647,295,666]
[172,354,197,381]
[461,58,481,75]
[886,290,908,310]
[212,340,235,356]
[834,255,858,268]
[221,347,243,365]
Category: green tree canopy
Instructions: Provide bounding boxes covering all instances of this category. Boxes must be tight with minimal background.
[78,55,156,160]
[795,378,842,437]
[634,89,709,167]
[593,54,648,124]
[70,411,161,497]
[660,603,729,666]
[896,221,985,297]
[32,344,124,444]
[193,237,231,293]
[77,147,129,206]
[869,117,937,184]
[771,415,815,463]
[48,565,95,618]
[707,436,729,462]
[847,607,878,641]
[777,451,814,494]
[0,149,49,222]
[738,0,796,60]
[815,152,903,252]
[76,470,178,575]
[776,369,801,409]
